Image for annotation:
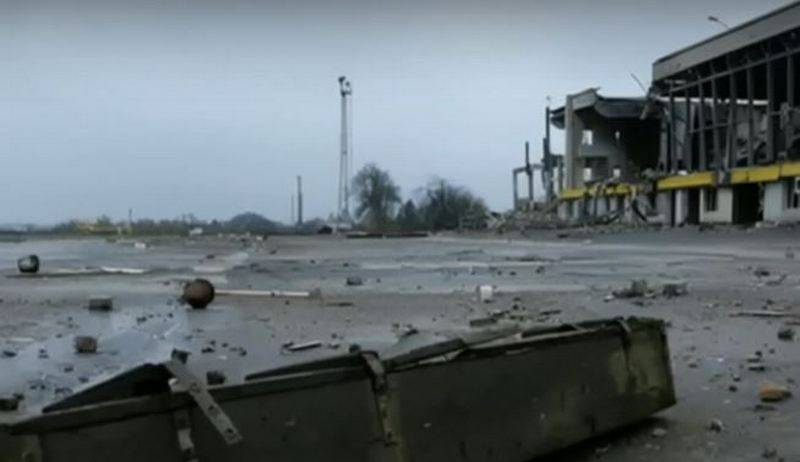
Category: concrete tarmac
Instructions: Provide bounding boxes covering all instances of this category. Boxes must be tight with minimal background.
[1,226,799,461]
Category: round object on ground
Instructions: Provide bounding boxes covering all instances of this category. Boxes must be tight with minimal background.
[17,255,40,274]
[183,278,215,309]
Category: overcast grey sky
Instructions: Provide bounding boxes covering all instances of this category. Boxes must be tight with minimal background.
[0,0,791,224]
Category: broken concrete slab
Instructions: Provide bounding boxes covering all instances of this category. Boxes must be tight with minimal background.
[73,336,98,354]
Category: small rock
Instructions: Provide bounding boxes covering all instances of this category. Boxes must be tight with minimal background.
[73,336,97,354]
[345,276,363,287]
[594,444,611,456]
[1,350,16,358]
[0,395,21,411]
[17,255,40,274]
[708,418,724,432]
[87,296,113,312]
[758,381,791,402]
[662,281,688,298]
[762,447,778,459]
[171,349,190,364]
[650,427,667,438]
[476,285,494,303]
[728,384,738,392]
[777,327,795,341]
[469,316,497,327]
[753,266,771,277]
[614,279,648,298]
[754,403,776,412]
[206,370,226,386]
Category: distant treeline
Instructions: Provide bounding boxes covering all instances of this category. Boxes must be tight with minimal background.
[45,212,324,236]
[24,164,489,236]
[351,163,489,232]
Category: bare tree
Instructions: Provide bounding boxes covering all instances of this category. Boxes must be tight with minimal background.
[352,163,401,231]
[417,178,488,230]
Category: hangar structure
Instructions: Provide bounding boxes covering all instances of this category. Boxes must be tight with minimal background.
[553,1,800,226]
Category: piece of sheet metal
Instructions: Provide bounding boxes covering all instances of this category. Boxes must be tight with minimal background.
[6,317,676,462]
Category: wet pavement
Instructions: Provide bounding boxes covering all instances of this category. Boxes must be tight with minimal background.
[2,227,800,461]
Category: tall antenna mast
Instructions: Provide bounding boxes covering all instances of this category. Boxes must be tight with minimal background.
[338,76,352,223]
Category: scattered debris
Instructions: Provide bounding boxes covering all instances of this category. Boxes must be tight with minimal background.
[761,274,787,286]
[17,255,40,274]
[758,381,791,402]
[345,276,364,286]
[73,336,98,354]
[283,340,323,352]
[0,395,21,411]
[171,349,190,364]
[708,418,724,432]
[206,370,226,386]
[613,279,648,298]
[477,285,494,303]
[469,316,498,327]
[777,326,795,341]
[324,301,354,307]
[762,447,778,459]
[731,310,796,319]
[661,281,688,297]
[87,296,113,312]
[182,278,215,309]
[217,288,321,299]
[753,266,771,277]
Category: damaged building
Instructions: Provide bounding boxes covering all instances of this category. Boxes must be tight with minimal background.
[552,2,800,227]
[551,89,660,224]
[653,1,800,225]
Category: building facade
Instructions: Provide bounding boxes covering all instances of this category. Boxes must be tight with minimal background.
[652,2,800,225]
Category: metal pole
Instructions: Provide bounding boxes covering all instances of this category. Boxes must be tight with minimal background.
[512,171,519,209]
[297,176,303,226]
[525,141,533,202]
[337,76,352,222]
